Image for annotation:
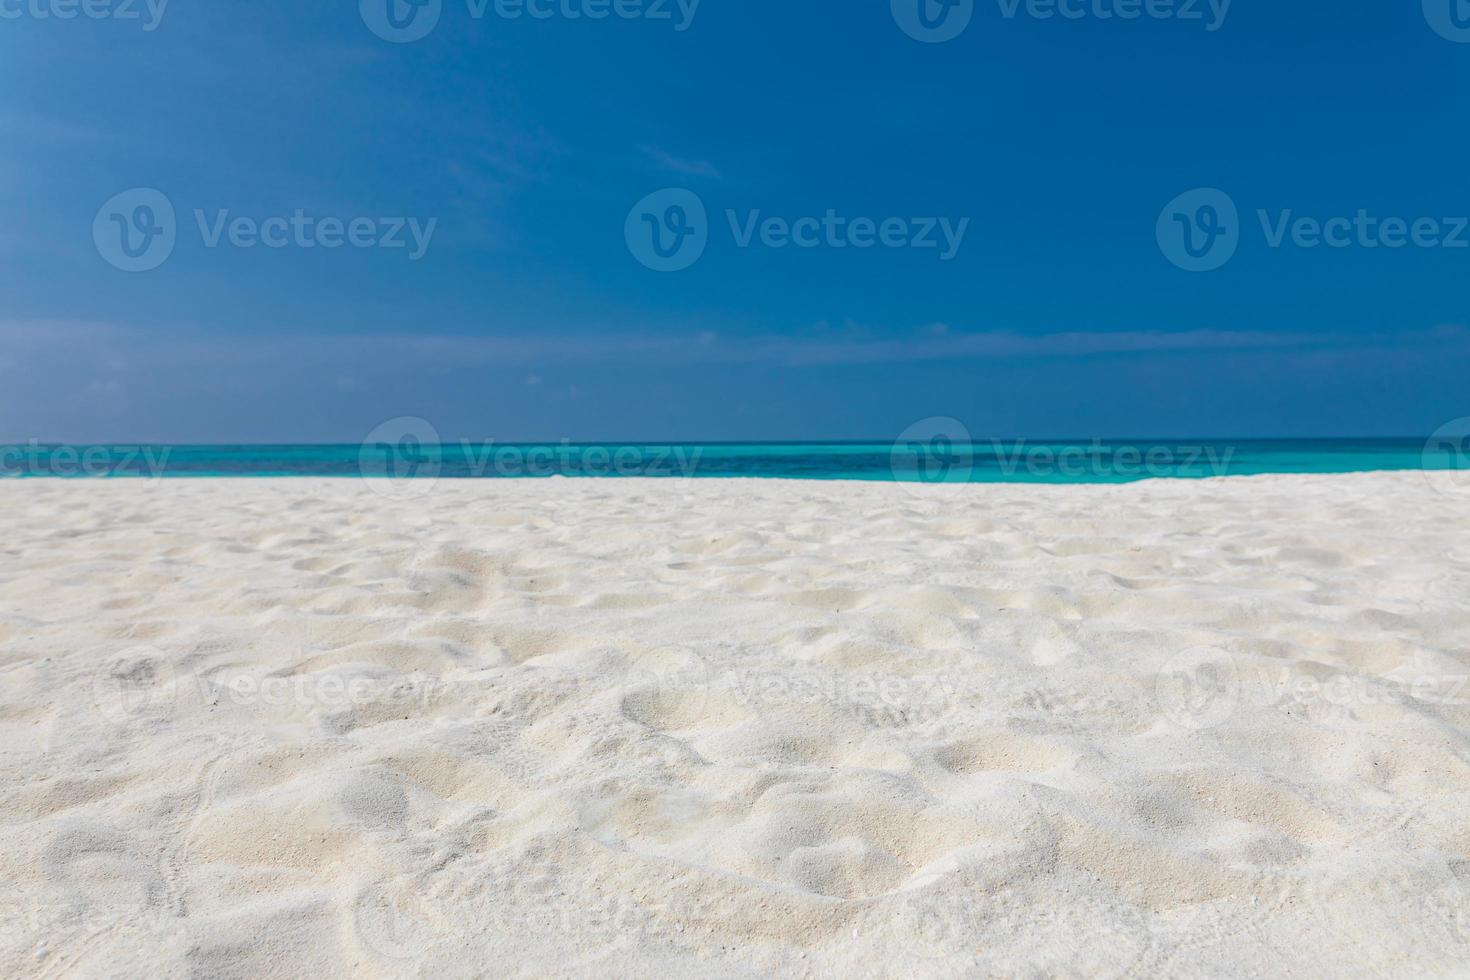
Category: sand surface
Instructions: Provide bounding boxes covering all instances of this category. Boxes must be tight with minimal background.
[2,474,1468,977]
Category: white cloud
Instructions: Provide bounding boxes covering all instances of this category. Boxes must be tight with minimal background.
[641,145,721,179]
[2,319,1466,374]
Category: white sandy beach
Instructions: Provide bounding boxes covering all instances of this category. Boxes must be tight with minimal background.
[2,474,1468,978]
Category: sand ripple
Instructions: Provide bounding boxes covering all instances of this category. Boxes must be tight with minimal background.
[1,474,1468,976]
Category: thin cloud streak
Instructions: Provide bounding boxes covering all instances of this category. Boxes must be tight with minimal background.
[641,145,721,179]
[4,320,1465,372]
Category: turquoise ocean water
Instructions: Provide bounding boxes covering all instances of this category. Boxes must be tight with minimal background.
[2,439,1467,483]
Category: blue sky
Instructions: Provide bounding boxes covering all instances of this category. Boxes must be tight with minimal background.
[2,0,1468,441]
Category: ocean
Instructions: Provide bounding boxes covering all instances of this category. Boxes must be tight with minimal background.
[2,438,1466,483]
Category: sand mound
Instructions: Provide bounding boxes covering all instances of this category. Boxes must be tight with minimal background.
[1,474,1467,976]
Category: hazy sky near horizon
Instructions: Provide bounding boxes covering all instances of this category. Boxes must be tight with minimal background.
[3,0,1468,442]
